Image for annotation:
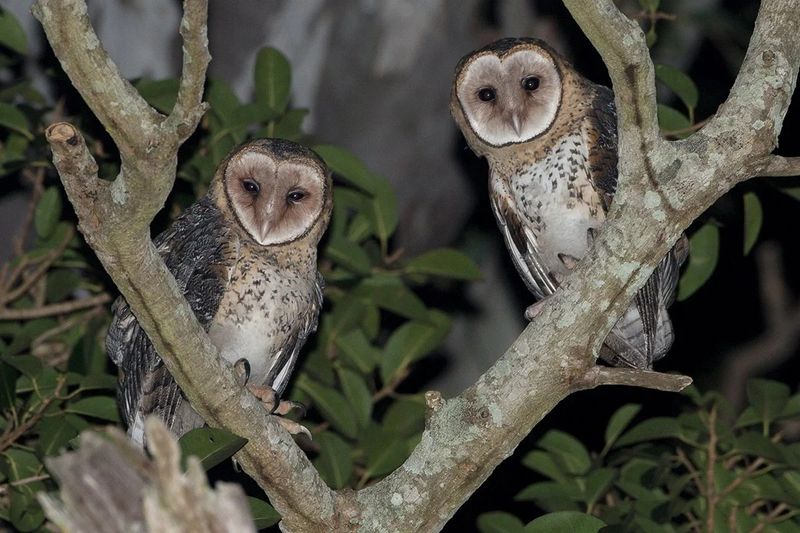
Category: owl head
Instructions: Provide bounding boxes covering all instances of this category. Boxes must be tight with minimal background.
[451,38,566,152]
[212,139,332,247]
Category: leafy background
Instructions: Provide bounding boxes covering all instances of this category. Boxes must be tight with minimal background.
[1,0,800,531]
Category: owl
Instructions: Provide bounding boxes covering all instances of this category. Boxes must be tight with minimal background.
[106,138,332,445]
[450,38,687,369]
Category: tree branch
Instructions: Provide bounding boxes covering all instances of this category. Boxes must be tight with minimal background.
[757,155,800,177]
[35,0,800,532]
[575,367,693,393]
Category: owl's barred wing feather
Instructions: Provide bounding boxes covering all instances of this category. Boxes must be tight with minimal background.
[265,272,324,398]
[106,197,228,443]
[490,191,558,300]
[585,85,619,204]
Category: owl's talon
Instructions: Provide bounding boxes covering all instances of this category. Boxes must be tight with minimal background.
[587,227,598,247]
[557,253,579,270]
[274,416,313,440]
[274,399,306,417]
[525,300,548,321]
[247,384,279,412]
[234,358,251,387]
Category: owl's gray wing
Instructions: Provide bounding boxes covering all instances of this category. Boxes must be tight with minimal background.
[106,197,229,444]
[263,271,324,399]
[490,187,558,300]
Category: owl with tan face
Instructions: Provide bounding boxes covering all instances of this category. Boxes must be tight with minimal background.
[107,138,332,445]
[451,38,687,369]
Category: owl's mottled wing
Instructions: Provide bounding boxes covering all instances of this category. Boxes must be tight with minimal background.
[584,84,618,205]
[263,272,324,398]
[581,86,689,368]
[490,188,558,300]
[106,197,229,444]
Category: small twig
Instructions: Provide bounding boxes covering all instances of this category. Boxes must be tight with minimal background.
[13,168,46,257]
[9,473,51,487]
[662,117,711,138]
[706,404,718,532]
[631,10,677,22]
[0,376,66,454]
[575,366,692,393]
[1,227,75,305]
[0,293,110,321]
[373,370,409,401]
[757,156,800,177]
[675,447,705,497]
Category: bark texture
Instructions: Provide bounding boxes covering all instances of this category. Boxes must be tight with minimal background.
[33,0,799,531]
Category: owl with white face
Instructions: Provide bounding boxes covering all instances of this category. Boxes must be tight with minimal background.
[451,38,687,369]
[107,138,332,445]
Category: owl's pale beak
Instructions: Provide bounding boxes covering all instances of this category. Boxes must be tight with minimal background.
[511,114,523,136]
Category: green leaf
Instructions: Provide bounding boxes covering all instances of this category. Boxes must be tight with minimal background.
[66,396,120,422]
[4,354,44,376]
[677,223,719,301]
[297,376,359,438]
[0,362,18,410]
[3,448,41,481]
[334,329,379,373]
[135,78,179,114]
[604,404,642,452]
[362,423,409,478]
[538,430,591,475]
[733,432,785,463]
[521,450,568,483]
[525,511,605,532]
[657,104,691,132]
[477,511,525,533]
[638,0,661,11]
[34,187,62,239]
[313,432,353,489]
[405,248,483,280]
[178,427,247,471]
[45,268,83,303]
[743,192,763,255]
[254,47,291,114]
[36,415,79,456]
[379,310,451,383]
[248,497,281,529]
[383,396,425,438]
[337,367,372,429]
[584,468,616,506]
[78,373,118,392]
[0,102,32,139]
[325,237,372,275]
[516,481,584,503]
[313,145,380,194]
[355,276,428,321]
[272,108,308,140]
[368,177,398,250]
[747,378,791,429]
[655,64,699,110]
[9,487,45,532]
[0,9,27,55]
[614,417,684,447]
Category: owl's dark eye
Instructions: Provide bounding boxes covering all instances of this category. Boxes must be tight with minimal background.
[242,178,260,195]
[522,76,540,91]
[477,87,496,102]
[287,190,306,204]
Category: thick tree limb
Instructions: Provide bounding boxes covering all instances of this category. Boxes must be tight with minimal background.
[35,0,800,532]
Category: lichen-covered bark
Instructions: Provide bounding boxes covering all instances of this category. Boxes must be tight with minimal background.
[35,0,799,531]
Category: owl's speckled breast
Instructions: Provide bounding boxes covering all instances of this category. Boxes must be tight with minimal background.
[208,246,316,385]
[498,131,606,277]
